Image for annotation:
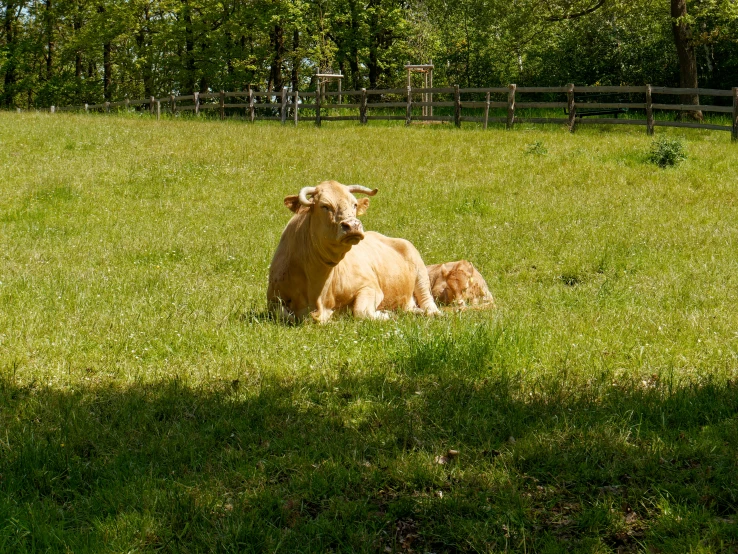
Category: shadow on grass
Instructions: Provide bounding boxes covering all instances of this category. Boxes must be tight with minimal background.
[1,341,737,553]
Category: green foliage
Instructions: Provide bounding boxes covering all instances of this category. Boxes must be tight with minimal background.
[649,136,687,167]
[1,114,738,551]
[525,140,548,155]
[1,0,738,108]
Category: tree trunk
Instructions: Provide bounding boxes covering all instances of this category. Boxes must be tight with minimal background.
[142,5,153,98]
[267,24,284,93]
[367,0,382,89]
[671,0,702,120]
[3,0,17,107]
[103,40,111,99]
[348,5,360,91]
[73,11,82,81]
[291,29,299,91]
[46,0,54,81]
[226,30,234,76]
[182,1,196,93]
[98,4,112,100]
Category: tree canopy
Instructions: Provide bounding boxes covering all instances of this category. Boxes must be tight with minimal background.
[1,0,736,107]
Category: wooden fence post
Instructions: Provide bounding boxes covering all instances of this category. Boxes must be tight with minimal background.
[406,86,412,126]
[248,89,255,122]
[360,88,367,125]
[105,102,110,113]
[646,84,654,136]
[170,94,175,115]
[220,90,225,120]
[293,90,299,126]
[194,91,200,116]
[567,83,576,132]
[149,96,155,116]
[84,103,88,113]
[316,86,321,127]
[125,98,130,111]
[507,84,516,130]
[454,85,461,128]
[156,100,161,120]
[732,87,737,142]
[281,87,287,124]
[484,91,490,130]
[50,105,55,113]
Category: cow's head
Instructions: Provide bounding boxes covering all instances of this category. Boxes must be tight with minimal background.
[436,261,475,306]
[284,180,378,248]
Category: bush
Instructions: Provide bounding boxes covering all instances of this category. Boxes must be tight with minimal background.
[525,141,548,156]
[648,136,687,168]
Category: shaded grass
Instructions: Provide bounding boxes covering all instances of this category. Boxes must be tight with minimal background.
[1,112,737,552]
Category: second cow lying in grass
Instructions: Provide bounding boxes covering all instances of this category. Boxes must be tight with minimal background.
[267,180,440,323]
[427,260,495,308]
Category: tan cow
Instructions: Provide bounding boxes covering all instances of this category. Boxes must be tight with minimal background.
[267,180,440,323]
[427,260,495,308]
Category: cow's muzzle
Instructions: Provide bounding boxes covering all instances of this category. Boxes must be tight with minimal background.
[339,219,365,244]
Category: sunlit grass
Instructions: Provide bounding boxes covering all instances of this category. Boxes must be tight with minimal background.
[1,112,737,552]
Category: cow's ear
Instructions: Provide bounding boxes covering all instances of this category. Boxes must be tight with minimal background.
[356,197,370,216]
[284,195,301,213]
[458,260,475,278]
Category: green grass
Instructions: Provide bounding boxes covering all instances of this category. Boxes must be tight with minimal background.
[1,112,737,553]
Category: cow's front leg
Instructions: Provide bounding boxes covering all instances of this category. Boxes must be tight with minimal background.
[311,307,334,324]
[310,296,334,324]
[353,288,390,320]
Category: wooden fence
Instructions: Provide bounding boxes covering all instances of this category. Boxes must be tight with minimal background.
[40,84,738,140]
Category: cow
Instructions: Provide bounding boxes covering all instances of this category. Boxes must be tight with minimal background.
[426,260,495,308]
[267,180,440,323]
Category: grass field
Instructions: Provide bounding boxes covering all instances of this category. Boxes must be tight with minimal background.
[1,112,737,553]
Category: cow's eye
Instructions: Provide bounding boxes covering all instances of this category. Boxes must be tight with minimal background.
[321,205,332,212]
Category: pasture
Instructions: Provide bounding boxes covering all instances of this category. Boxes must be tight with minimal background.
[1,112,737,552]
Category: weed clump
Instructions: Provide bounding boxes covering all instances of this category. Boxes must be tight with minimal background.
[648,136,686,168]
[559,271,582,286]
[525,141,548,156]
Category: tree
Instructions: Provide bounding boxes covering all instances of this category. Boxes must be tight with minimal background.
[671,0,702,118]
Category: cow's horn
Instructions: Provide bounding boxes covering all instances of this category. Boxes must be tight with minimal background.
[346,185,378,196]
[298,186,317,206]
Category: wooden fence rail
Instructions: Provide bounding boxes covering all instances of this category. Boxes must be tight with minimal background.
[37,84,738,140]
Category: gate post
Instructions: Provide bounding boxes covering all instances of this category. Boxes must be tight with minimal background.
[406,86,412,126]
[454,85,461,128]
[293,90,299,126]
[280,87,287,124]
[360,88,367,125]
[507,84,516,130]
[646,85,654,136]
[315,87,321,127]
[731,87,738,142]
[567,83,576,132]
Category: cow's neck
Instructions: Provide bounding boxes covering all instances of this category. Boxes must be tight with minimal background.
[302,213,352,271]
[306,235,351,272]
